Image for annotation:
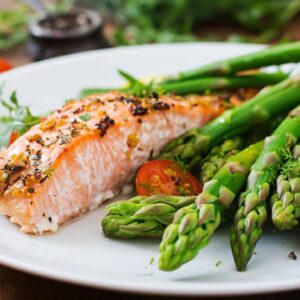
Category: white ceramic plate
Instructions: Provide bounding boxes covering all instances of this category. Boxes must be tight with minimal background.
[1,43,300,296]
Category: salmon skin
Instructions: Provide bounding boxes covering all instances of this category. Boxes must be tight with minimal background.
[0,91,253,234]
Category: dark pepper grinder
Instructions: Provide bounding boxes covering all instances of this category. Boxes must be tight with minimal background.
[27,8,110,61]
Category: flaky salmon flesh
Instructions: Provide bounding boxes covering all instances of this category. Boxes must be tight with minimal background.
[0,90,256,234]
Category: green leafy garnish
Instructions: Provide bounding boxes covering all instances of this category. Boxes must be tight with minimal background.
[79,69,156,98]
[281,157,300,179]
[215,260,222,267]
[79,113,91,122]
[0,8,30,50]
[43,168,55,177]
[0,91,40,148]
[117,69,155,97]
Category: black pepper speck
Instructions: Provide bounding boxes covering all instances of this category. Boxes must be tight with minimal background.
[27,187,35,193]
[152,101,170,111]
[95,115,115,137]
[130,105,148,116]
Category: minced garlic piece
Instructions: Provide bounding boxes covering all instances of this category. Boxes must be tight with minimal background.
[72,122,86,130]
[27,133,41,142]
[56,119,66,126]
[98,111,106,118]
[125,150,131,161]
[12,188,22,197]
[40,118,56,131]
[127,133,139,148]
[11,153,28,168]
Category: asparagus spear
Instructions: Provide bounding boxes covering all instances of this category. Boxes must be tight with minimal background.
[158,72,288,95]
[230,106,300,271]
[159,76,300,170]
[271,144,300,230]
[200,113,287,183]
[162,42,300,82]
[101,195,196,239]
[199,137,244,183]
[158,141,263,271]
[199,116,285,183]
[80,72,287,98]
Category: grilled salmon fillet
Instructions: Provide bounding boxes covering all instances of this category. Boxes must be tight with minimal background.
[0,90,254,234]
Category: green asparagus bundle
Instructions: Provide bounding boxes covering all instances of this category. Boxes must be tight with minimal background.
[230,106,300,271]
[103,137,251,239]
[101,195,196,239]
[199,137,244,183]
[80,72,287,98]
[199,117,285,183]
[159,76,300,170]
[271,144,300,230]
[158,141,263,271]
[162,42,300,82]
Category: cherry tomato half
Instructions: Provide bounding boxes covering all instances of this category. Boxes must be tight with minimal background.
[136,160,202,196]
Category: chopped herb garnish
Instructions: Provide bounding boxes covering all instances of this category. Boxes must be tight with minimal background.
[289,251,297,260]
[43,168,55,177]
[79,113,91,122]
[215,260,222,267]
[148,257,154,266]
[136,272,154,276]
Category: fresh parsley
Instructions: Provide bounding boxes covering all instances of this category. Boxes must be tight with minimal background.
[79,113,91,122]
[118,69,155,97]
[0,91,40,148]
[79,69,156,98]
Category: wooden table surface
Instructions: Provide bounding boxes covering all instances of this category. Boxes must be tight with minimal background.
[2,2,300,299]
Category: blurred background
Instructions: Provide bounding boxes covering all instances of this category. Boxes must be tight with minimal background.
[1,0,300,70]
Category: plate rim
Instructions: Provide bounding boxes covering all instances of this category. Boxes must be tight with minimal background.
[1,250,300,296]
[0,41,264,80]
